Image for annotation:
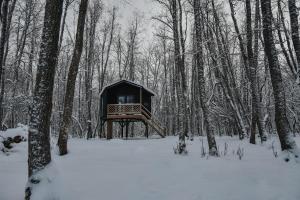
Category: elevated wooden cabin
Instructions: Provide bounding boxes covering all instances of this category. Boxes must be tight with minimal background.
[100,80,165,139]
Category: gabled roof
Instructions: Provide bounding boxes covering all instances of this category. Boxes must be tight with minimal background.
[100,80,156,96]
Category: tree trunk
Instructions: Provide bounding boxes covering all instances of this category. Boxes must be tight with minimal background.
[260,0,297,153]
[245,0,267,144]
[58,0,71,51]
[194,0,218,156]
[86,2,101,139]
[171,0,187,154]
[288,0,300,84]
[277,0,297,79]
[25,0,63,199]
[213,0,247,139]
[0,0,9,128]
[57,0,88,156]
[0,0,9,85]
[95,7,116,135]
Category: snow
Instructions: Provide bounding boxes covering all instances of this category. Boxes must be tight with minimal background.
[27,162,64,200]
[0,124,28,140]
[1,134,300,200]
[0,124,28,153]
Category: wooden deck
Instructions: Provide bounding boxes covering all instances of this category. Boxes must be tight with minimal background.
[107,103,151,118]
[107,104,165,137]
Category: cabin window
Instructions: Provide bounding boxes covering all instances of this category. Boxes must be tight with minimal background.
[127,95,135,103]
[118,96,126,104]
[117,95,136,104]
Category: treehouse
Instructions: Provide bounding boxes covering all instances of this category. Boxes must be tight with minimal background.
[100,80,165,139]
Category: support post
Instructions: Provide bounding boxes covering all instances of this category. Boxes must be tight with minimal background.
[99,119,103,138]
[119,121,124,138]
[125,121,129,139]
[130,122,134,138]
[145,123,149,138]
[107,120,113,139]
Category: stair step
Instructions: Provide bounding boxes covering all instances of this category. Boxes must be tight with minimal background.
[145,118,165,138]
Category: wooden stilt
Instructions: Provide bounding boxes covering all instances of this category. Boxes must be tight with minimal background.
[107,120,113,140]
[130,123,134,138]
[125,121,129,139]
[121,123,124,138]
[145,123,149,138]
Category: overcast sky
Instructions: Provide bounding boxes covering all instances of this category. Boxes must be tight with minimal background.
[104,0,159,22]
[103,0,161,41]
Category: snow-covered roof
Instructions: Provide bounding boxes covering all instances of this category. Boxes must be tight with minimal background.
[100,80,156,96]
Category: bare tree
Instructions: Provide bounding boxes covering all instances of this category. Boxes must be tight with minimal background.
[58,0,75,51]
[170,0,188,154]
[0,0,9,84]
[260,0,298,154]
[213,0,248,139]
[193,0,218,155]
[99,7,116,91]
[57,0,89,156]
[248,0,267,144]
[277,0,297,79]
[85,0,102,139]
[228,0,266,144]
[0,0,9,128]
[95,7,116,136]
[25,0,63,199]
[288,0,300,84]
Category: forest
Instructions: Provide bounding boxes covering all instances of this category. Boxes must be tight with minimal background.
[0,0,300,199]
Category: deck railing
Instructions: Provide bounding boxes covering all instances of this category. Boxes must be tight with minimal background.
[107,103,140,115]
[107,104,151,118]
[107,103,165,137]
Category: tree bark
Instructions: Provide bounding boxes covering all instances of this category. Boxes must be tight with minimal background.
[288,0,300,84]
[171,0,187,154]
[260,0,297,152]
[276,1,296,78]
[213,0,247,139]
[0,0,9,86]
[194,0,218,155]
[86,2,101,139]
[0,0,9,129]
[26,0,63,199]
[57,0,88,156]
[58,0,71,51]
[245,0,267,144]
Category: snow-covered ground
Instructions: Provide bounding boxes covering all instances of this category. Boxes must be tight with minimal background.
[1,130,300,200]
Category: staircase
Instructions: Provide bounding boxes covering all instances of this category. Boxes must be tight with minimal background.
[144,116,165,138]
[139,106,165,138]
[107,103,166,138]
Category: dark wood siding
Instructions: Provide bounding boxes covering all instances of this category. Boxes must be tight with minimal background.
[107,84,140,104]
[100,80,154,120]
[142,90,151,112]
